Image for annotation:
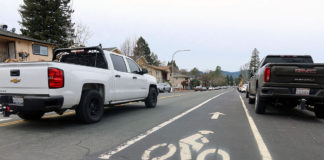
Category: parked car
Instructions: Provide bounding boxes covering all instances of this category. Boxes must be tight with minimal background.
[239,84,248,92]
[0,46,158,123]
[248,55,324,118]
[202,87,207,91]
[157,83,171,93]
[194,86,202,91]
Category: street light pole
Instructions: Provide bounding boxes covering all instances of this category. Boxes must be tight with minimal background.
[170,49,190,92]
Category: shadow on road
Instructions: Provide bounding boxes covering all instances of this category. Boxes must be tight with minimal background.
[2,104,148,130]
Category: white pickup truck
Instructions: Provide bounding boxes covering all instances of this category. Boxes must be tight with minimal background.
[0,46,158,123]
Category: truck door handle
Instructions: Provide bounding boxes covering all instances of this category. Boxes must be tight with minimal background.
[133,77,137,80]
[115,75,121,78]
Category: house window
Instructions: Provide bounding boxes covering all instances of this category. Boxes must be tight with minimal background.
[156,71,159,77]
[33,45,48,56]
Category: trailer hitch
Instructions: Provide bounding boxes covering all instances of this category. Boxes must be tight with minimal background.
[300,99,307,110]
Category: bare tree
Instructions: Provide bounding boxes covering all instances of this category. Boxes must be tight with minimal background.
[73,22,92,47]
[120,36,137,57]
[240,62,250,83]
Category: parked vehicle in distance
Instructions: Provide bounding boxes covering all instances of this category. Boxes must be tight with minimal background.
[0,46,158,123]
[157,83,171,93]
[194,86,202,91]
[248,55,324,118]
[239,84,248,92]
[202,87,207,91]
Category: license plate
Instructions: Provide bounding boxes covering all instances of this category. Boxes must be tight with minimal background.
[296,88,310,95]
[12,96,24,105]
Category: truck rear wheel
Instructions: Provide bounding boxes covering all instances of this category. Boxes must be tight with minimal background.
[145,87,158,108]
[249,97,255,104]
[76,90,104,123]
[314,105,324,118]
[246,91,249,98]
[255,92,266,114]
[18,111,44,120]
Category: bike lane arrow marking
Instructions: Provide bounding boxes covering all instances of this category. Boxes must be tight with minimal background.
[210,112,225,119]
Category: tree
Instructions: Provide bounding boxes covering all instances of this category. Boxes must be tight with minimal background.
[19,0,74,47]
[190,79,200,88]
[148,52,161,66]
[73,22,92,47]
[240,62,250,82]
[133,37,160,65]
[179,69,189,75]
[214,66,222,76]
[120,37,136,57]
[133,37,151,60]
[190,67,201,78]
[181,79,189,89]
[168,60,179,73]
[249,48,261,75]
[229,76,234,86]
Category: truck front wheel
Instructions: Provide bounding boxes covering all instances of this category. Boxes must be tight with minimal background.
[314,105,324,118]
[145,87,158,108]
[18,111,44,120]
[255,92,266,114]
[76,90,104,123]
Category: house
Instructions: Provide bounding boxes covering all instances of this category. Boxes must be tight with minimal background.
[135,56,170,83]
[103,47,121,54]
[0,27,55,62]
[172,74,190,89]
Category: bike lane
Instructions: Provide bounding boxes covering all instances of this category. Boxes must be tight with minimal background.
[92,90,264,160]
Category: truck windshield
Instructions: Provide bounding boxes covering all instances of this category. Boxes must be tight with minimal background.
[263,56,313,66]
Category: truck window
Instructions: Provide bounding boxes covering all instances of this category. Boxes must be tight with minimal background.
[110,54,128,72]
[126,58,141,73]
[55,49,108,69]
[262,56,313,67]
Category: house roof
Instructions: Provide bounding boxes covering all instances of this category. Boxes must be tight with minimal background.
[136,56,170,72]
[103,47,121,53]
[0,29,54,45]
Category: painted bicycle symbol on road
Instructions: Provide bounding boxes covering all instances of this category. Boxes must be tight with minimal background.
[142,130,230,160]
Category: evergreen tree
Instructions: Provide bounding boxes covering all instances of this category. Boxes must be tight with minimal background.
[190,67,200,78]
[229,76,234,86]
[19,0,74,47]
[249,48,261,75]
[168,60,179,73]
[133,37,151,59]
[133,37,161,66]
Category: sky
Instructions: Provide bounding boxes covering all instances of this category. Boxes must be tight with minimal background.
[1,0,324,72]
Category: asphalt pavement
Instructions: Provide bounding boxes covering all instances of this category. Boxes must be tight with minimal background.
[0,88,324,160]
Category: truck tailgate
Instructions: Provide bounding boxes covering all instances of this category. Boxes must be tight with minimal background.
[0,62,50,95]
[270,63,324,84]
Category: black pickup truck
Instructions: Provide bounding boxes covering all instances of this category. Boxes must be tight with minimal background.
[248,55,324,118]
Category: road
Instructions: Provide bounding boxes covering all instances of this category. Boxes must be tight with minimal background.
[0,88,324,160]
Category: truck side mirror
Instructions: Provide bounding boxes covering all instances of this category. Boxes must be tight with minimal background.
[141,68,148,75]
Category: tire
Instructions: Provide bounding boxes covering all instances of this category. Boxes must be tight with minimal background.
[18,111,44,120]
[145,87,158,108]
[246,91,249,98]
[255,91,266,114]
[314,105,324,118]
[76,90,104,124]
[249,97,255,104]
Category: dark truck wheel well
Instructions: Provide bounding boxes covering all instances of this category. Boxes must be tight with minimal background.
[149,84,157,90]
[82,83,105,100]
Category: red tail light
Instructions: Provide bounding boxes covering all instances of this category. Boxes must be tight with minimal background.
[48,68,64,88]
[264,67,271,82]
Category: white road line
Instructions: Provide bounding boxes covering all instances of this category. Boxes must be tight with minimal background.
[0,118,12,122]
[98,91,228,159]
[238,93,272,160]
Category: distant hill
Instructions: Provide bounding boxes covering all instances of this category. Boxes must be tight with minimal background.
[221,71,240,78]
